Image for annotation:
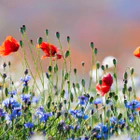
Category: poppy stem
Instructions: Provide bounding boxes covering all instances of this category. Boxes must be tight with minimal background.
[20,35,41,94]
[88,48,95,91]
[24,33,44,92]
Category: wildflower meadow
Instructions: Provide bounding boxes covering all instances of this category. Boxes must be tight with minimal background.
[0,25,140,140]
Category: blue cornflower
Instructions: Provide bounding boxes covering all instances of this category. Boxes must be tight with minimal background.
[138,136,140,140]
[36,106,44,116]
[32,96,39,103]
[78,95,88,105]
[8,90,17,96]
[125,100,140,110]
[69,109,88,120]
[0,108,6,117]
[6,107,22,121]
[11,107,22,117]
[40,112,52,122]
[110,116,117,124]
[94,98,102,105]
[2,98,20,109]
[21,94,31,103]
[69,109,78,118]
[81,137,89,140]
[20,75,31,86]
[92,123,108,139]
[102,125,108,133]
[24,122,34,128]
[118,119,125,125]
[69,125,74,130]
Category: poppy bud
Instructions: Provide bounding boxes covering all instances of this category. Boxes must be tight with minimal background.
[124,72,128,79]
[67,81,70,85]
[113,73,117,79]
[3,62,7,68]
[90,96,94,103]
[64,99,67,104]
[113,59,117,66]
[96,61,100,69]
[54,64,58,73]
[20,27,24,34]
[64,73,69,80]
[106,99,110,104]
[37,37,43,45]
[46,72,49,79]
[128,86,132,92]
[8,61,11,67]
[122,88,125,94]
[101,65,105,71]
[109,92,113,98]
[70,92,73,102]
[105,64,108,69]
[81,79,85,87]
[74,68,77,74]
[94,48,98,55]
[81,61,85,67]
[46,29,49,36]
[48,66,52,72]
[30,40,33,45]
[91,109,94,115]
[99,80,102,85]
[64,112,68,118]
[90,42,94,49]
[3,73,7,79]
[118,113,122,120]
[130,67,134,75]
[20,40,23,47]
[22,25,26,32]
[24,69,28,75]
[57,112,61,118]
[114,95,118,101]
[67,36,70,43]
[72,83,75,88]
[65,50,70,58]
[56,32,60,39]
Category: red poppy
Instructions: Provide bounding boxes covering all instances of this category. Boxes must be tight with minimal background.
[96,73,113,96]
[0,36,19,56]
[36,42,62,60]
[133,46,140,58]
[96,83,110,96]
[102,73,113,86]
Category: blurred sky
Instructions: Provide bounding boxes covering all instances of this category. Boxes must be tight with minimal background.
[0,0,140,77]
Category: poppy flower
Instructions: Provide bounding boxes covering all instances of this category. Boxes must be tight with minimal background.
[36,42,62,60]
[96,83,110,96]
[102,73,113,87]
[133,46,140,58]
[96,73,113,96]
[0,36,19,56]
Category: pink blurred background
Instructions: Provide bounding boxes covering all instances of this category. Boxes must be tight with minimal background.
[0,0,140,77]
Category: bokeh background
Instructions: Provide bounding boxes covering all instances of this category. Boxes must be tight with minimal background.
[0,0,140,78]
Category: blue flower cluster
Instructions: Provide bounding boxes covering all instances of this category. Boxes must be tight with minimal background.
[125,100,140,110]
[69,109,88,120]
